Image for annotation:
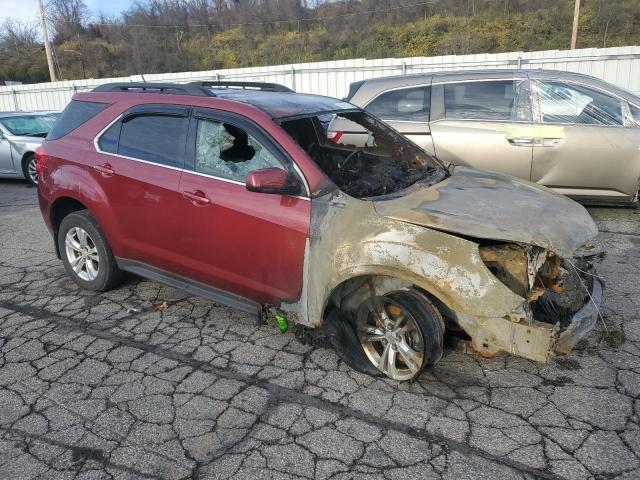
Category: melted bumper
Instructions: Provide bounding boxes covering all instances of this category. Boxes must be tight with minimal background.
[554,277,604,354]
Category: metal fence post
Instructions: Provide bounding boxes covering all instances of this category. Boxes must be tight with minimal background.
[402,62,407,75]
[11,90,19,111]
[290,67,296,91]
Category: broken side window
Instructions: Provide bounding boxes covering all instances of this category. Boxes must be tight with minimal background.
[195,119,283,183]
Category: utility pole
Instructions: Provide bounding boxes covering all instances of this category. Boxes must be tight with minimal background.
[38,0,57,82]
[570,0,580,50]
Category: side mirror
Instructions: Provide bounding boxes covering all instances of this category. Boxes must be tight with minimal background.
[246,167,301,196]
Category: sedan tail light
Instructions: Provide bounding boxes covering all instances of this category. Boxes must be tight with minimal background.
[35,146,49,175]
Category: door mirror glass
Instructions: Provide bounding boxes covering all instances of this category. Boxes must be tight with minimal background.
[246,167,301,195]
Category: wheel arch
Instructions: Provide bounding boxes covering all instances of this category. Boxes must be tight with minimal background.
[20,151,36,182]
[50,196,89,258]
[319,268,454,326]
[21,150,35,164]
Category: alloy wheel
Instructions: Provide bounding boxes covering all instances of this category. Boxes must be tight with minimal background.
[356,295,425,381]
[65,227,100,282]
[28,157,38,184]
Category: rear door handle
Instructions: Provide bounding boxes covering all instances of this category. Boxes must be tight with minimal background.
[507,137,535,147]
[183,190,211,206]
[93,163,115,177]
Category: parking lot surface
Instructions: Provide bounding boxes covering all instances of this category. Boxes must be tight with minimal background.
[0,179,639,480]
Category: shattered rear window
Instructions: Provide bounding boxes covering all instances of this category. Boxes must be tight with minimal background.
[281,110,446,198]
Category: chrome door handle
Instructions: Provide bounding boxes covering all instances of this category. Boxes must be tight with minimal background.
[536,138,562,147]
[507,137,535,147]
[183,190,210,205]
[93,163,115,177]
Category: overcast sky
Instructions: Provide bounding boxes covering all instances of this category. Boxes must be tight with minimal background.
[0,0,133,25]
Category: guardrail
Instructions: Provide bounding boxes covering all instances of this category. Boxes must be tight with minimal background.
[1,46,639,111]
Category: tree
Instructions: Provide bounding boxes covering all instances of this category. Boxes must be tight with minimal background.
[0,20,49,84]
[46,0,89,42]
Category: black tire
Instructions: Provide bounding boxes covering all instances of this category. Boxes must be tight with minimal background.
[323,308,382,377]
[326,289,444,381]
[58,210,122,291]
[387,290,445,366]
[21,153,38,187]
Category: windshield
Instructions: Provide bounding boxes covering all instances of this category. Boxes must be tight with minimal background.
[0,114,58,136]
[280,110,446,198]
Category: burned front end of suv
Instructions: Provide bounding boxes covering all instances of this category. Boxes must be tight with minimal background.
[278,108,603,368]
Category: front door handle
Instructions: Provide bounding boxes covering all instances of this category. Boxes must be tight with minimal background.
[507,137,535,147]
[507,137,562,147]
[183,190,210,206]
[93,163,115,177]
[536,137,562,147]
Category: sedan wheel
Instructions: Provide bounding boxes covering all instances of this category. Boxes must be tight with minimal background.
[22,154,38,186]
[27,156,38,184]
[64,227,100,282]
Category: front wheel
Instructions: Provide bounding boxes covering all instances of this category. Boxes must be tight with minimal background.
[22,154,38,186]
[58,211,122,291]
[354,290,444,381]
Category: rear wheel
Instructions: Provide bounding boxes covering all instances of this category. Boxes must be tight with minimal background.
[355,291,444,380]
[22,154,38,186]
[58,211,121,291]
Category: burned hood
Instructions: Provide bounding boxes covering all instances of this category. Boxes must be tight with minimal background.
[374,167,598,257]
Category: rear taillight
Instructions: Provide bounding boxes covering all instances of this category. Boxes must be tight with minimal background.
[327,130,344,143]
[35,146,48,175]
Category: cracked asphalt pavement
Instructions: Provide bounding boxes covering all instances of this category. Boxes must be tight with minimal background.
[1,178,639,480]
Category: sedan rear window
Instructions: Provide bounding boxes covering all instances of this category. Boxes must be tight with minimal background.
[0,114,57,136]
[47,100,108,140]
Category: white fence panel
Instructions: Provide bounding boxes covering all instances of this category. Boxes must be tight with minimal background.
[1,46,638,112]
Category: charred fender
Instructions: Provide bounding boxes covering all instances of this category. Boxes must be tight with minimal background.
[281,191,524,328]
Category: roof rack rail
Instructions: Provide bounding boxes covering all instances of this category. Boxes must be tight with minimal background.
[92,82,216,97]
[190,81,293,93]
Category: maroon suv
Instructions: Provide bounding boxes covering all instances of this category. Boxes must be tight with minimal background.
[37,82,602,381]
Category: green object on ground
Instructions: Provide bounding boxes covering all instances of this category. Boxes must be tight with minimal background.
[275,314,289,333]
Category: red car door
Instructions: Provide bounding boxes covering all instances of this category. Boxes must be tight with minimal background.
[93,104,190,273]
[177,108,310,305]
